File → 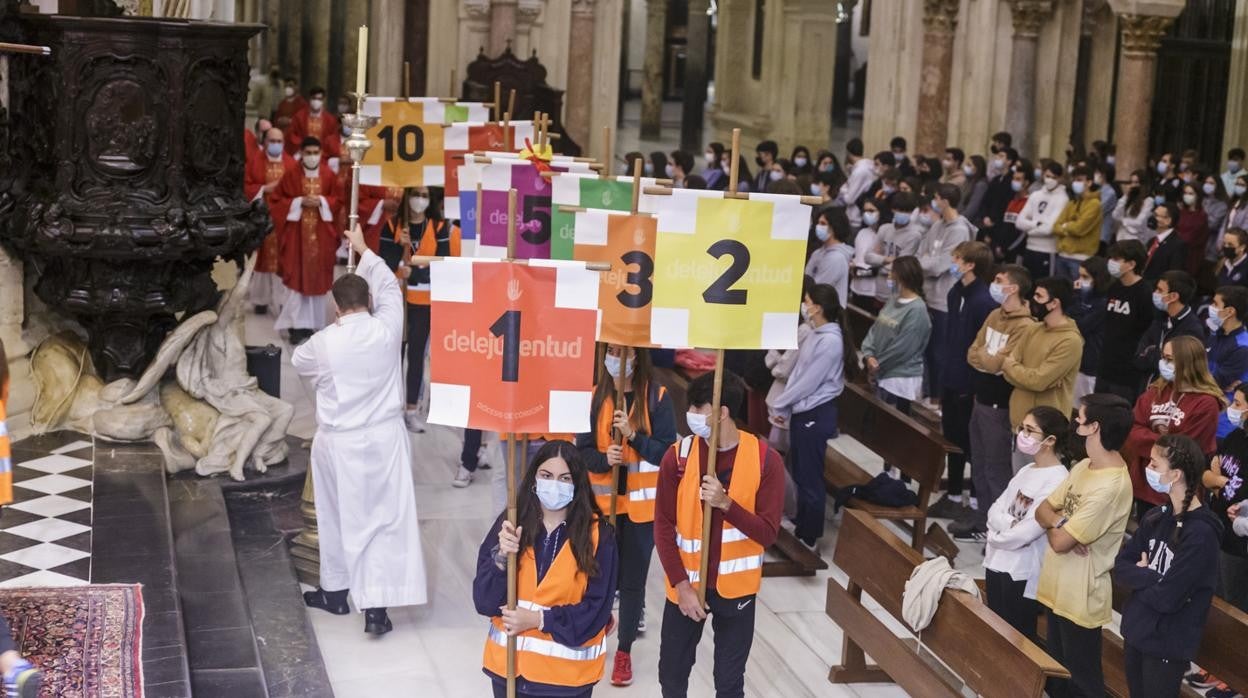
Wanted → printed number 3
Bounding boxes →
[703,240,750,305]
[618,250,654,309]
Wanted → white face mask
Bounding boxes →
[769,170,784,182]
[309,98,324,112]
[409,196,430,213]
[1183,193,1197,206]
[1043,176,1059,191]
[284,86,295,98]
[603,354,634,379]
[665,163,675,178]
[686,412,712,439]
[303,154,321,170]
[534,479,575,510]
[794,157,808,168]
[962,164,975,177]
[705,152,716,165]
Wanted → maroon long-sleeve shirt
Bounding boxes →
[653,436,785,592]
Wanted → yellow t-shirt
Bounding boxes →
[1035,458,1133,628]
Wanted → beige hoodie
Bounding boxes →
[1003,317,1085,427]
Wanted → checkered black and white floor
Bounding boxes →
[0,439,94,587]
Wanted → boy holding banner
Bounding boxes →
[654,371,784,698]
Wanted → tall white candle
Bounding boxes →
[356,26,368,95]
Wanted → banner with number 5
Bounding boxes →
[650,189,810,349]
[427,258,599,434]
[474,159,592,259]
[572,211,660,347]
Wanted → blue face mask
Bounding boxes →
[1158,358,1176,382]
[989,282,1007,305]
[931,199,944,214]
[893,212,911,227]
[950,262,962,277]
[886,278,897,294]
[1145,467,1172,494]
[1152,291,1168,311]
[1071,181,1086,196]
[604,354,633,379]
[534,479,575,511]
[1154,194,1167,206]
[863,212,879,227]
[266,142,283,158]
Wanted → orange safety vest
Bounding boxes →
[482,523,607,688]
[389,218,462,305]
[664,432,765,603]
[0,379,12,506]
[592,384,666,523]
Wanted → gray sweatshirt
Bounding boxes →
[867,220,924,301]
[806,242,854,304]
[918,214,973,312]
[860,296,932,379]
[770,322,845,416]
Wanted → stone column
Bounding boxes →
[489,0,518,57]
[680,0,711,150]
[1108,1,1183,177]
[1003,0,1053,158]
[369,0,406,96]
[639,0,666,139]
[1070,0,1103,155]
[915,0,960,156]
[1222,0,1248,154]
[564,0,596,148]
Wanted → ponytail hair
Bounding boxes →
[1154,433,1208,540]
[1027,405,1072,467]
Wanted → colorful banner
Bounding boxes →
[551,173,662,260]
[474,159,593,259]
[650,189,810,349]
[359,98,489,188]
[443,122,536,221]
[572,211,659,347]
[428,259,598,434]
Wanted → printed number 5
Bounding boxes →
[702,239,750,305]
[618,250,654,309]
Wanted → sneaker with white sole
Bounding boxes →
[452,466,473,488]
[477,443,492,470]
[404,411,426,434]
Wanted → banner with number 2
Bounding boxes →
[649,189,810,350]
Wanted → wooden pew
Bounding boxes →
[828,509,1069,697]
[827,381,959,558]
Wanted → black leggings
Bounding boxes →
[1124,643,1187,698]
[615,518,654,653]
[406,304,431,406]
[984,569,1038,641]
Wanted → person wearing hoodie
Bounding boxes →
[1134,270,1205,381]
[1205,285,1248,440]
[1124,335,1224,515]
[1113,434,1221,698]
[918,183,974,405]
[1206,386,1248,613]
[1015,161,1070,282]
[1002,277,1084,470]
[866,191,924,305]
[952,265,1036,538]
[926,241,997,520]
[1070,257,1111,405]
[1052,167,1104,281]
[805,207,855,306]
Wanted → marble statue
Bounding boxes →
[28,254,293,480]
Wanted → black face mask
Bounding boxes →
[755,157,765,168]
[1223,246,1240,259]
[1147,216,1159,230]
[1030,299,1051,321]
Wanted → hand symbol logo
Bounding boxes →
[507,278,523,301]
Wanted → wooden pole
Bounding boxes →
[507,89,517,145]
[402,61,411,99]
[507,188,518,259]
[494,81,502,126]
[503,112,511,156]
[504,433,518,698]
[728,128,740,194]
[608,345,628,527]
[698,352,726,607]
[602,127,613,180]
[631,158,643,215]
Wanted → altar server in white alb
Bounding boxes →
[292,223,427,636]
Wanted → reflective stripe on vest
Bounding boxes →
[482,523,607,687]
[664,432,765,603]
[593,384,666,523]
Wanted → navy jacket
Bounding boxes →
[1114,505,1221,661]
[942,278,998,394]
[1070,290,1107,374]
[1207,325,1248,438]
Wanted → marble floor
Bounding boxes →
[243,306,990,698]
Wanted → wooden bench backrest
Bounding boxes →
[837,382,953,496]
[846,304,876,352]
[835,509,1068,697]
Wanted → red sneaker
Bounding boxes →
[610,650,633,686]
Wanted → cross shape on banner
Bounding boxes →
[427,259,599,434]
[650,190,810,349]
[551,174,662,260]
[359,99,488,188]
[572,210,659,347]
[442,122,537,220]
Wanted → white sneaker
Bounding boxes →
[476,443,491,470]
[452,466,473,488]
[404,411,426,434]
[637,615,647,633]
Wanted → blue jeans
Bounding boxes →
[789,399,839,542]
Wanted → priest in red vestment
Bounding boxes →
[270,136,343,344]
[328,156,384,257]
[287,87,341,160]
[244,127,295,315]
[273,77,307,132]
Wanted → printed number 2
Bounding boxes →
[489,310,521,382]
[618,250,654,309]
[702,240,750,305]
[378,125,425,162]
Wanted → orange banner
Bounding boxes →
[572,212,658,347]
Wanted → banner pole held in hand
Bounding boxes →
[505,433,518,698]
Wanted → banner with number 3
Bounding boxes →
[427,259,599,434]
[650,189,810,350]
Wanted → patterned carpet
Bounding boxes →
[0,585,144,698]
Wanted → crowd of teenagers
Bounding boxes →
[238,90,1248,697]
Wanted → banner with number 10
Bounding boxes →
[649,189,810,350]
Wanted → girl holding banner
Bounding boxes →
[574,345,678,686]
[377,186,462,435]
[474,440,618,698]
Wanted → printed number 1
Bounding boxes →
[702,239,750,305]
[489,310,521,382]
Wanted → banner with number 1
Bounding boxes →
[650,189,810,349]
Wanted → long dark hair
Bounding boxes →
[590,345,655,436]
[515,440,605,576]
[398,186,445,227]
[890,255,925,300]
[1153,433,1208,540]
[807,282,861,383]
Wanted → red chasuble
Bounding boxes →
[271,164,343,296]
[244,152,296,274]
[287,108,341,158]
